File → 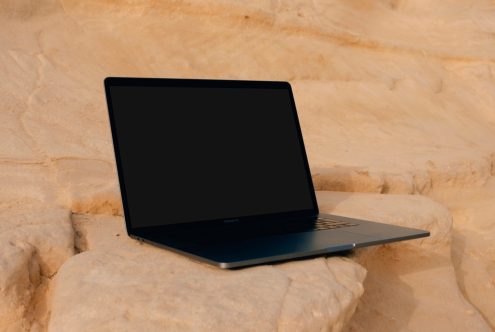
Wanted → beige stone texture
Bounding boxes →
[428,179,495,328]
[0,205,74,331]
[1,0,495,331]
[49,214,366,332]
[317,192,491,331]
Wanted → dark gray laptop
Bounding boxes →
[104,77,429,269]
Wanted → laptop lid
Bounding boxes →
[104,77,318,236]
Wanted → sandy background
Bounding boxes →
[1,0,494,331]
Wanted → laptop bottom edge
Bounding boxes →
[131,216,429,269]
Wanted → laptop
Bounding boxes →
[104,77,429,269]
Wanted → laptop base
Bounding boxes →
[134,213,429,269]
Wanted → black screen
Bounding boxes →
[108,82,315,228]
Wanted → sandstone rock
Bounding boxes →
[1,0,495,330]
[312,167,386,194]
[293,79,495,194]
[52,159,123,216]
[1,1,494,175]
[47,191,493,331]
[429,179,495,328]
[316,191,451,248]
[316,192,491,332]
[49,214,366,332]
[0,164,57,207]
[0,205,74,331]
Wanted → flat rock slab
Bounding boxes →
[47,191,487,332]
[314,192,491,331]
[316,191,452,248]
[50,213,366,332]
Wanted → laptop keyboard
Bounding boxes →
[314,217,358,230]
[165,217,360,245]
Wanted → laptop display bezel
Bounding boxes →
[104,77,319,237]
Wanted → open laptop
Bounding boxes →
[104,77,429,269]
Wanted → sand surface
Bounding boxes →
[1,0,494,331]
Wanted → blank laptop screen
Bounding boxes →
[107,81,315,228]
